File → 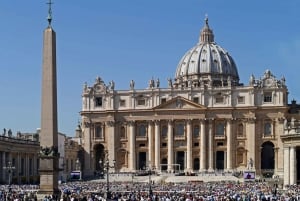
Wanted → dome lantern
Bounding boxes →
[200,16,214,43]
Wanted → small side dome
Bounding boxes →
[174,17,240,87]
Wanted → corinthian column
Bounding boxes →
[154,121,160,170]
[283,147,290,186]
[148,121,154,166]
[290,146,296,185]
[186,120,192,172]
[129,121,136,171]
[167,120,174,172]
[200,120,206,171]
[226,119,232,170]
[208,119,214,172]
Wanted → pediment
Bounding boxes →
[153,96,206,110]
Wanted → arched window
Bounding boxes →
[216,122,225,136]
[237,123,244,137]
[120,126,126,139]
[264,122,272,136]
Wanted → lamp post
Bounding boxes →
[3,161,15,185]
[99,150,116,200]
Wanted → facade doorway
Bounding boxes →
[216,151,224,170]
[193,158,200,171]
[94,144,105,173]
[176,151,185,171]
[261,142,274,168]
[261,141,274,177]
[138,152,147,170]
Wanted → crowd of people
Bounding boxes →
[1,180,300,201]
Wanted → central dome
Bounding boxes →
[174,17,240,88]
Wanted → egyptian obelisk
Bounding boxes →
[38,0,60,199]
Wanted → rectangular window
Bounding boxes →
[216,123,225,136]
[217,142,224,146]
[95,97,103,107]
[120,99,126,107]
[137,99,146,106]
[95,125,102,138]
[161,98,166,104]
[264,92,272,103]
[193,125,200,137]
[238,96,245,104]
[215,96,224,104]
[138,124,147,137]
[161,125,168,137]
[193,97,199,104]
[175,123,185,136]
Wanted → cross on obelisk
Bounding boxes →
[37,0,60,199]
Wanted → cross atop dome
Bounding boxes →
[205,14,209,27]
[200,15,214,43]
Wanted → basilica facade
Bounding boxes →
[80,18,298,185]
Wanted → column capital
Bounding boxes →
[186,119,192,125]
[84,121,93,128]
[105,121,115,127]
[128,120,136,126]
[147,120,154,126]
[154,120,160,126]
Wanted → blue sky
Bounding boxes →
[0,0,300,136]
